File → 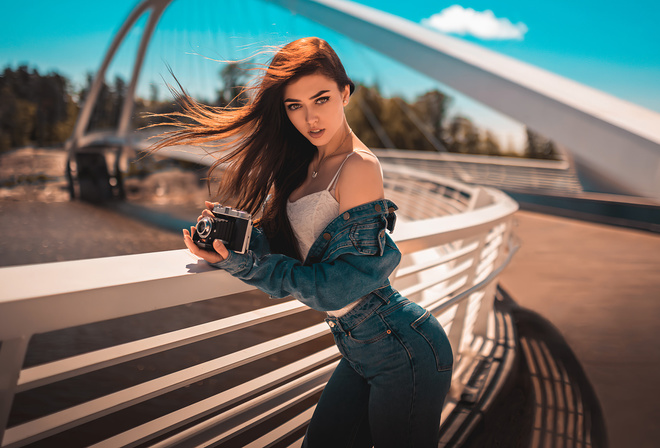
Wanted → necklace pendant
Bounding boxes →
[312,171,318,178]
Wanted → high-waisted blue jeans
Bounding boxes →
[302,287,453,448]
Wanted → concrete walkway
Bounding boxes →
[499,210,660,448]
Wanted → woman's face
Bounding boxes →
[283,73,350,148]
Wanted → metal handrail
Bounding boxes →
[0,168,518,447]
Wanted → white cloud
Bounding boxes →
[422,5,528,41]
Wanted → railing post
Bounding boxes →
[0,337,30,445]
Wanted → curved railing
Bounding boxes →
[0,165,517,447]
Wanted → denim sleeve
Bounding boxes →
[210,223,401,312]
[246,226,271,258]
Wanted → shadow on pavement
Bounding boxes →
[462,287,608,448]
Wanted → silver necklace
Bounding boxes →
[312,129,353,178]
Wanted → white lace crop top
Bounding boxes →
[287,151,362,260]
[287,150,375,316]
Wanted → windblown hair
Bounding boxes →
[150,37,354,259]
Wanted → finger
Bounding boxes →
[213,239,230,259]
[183,233,209,258]
[190,226,196,237]
[183,231,198,253]
[205,201,217,210]
[197,214,204,222]
[202,209,214,218]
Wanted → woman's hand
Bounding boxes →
[182,201,230,263]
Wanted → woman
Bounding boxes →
[155,37,453,448]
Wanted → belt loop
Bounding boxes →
[373,284,393,304]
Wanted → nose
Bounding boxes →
[306,109,319,127]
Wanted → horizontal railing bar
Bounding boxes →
[151,364,337,448]
[244,406,316,448]
[485,225,506,244]
[382,163,483,194]
[416,277,469,313]
[398,258,473,298]
[481,235,504,259]
[395,240,479,278]
[3,323,331,447]
[377,149,570,169]
[384,180,470,214]
[384,182,462,210]
[17,299,308,392]
[288,434,307,448]
[185,384,328,448]
[0,253,258,340]
[476,250,499,278]
[425,237,519,316]
[191,387,326,448]
[394,192,517,254]
[89,346,340,448]
[474,264,495,285]
[451,336,487,382]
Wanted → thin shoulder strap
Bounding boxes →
[327,148,383,191]
[327,152,357,191]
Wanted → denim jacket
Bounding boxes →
[210,199,401,312]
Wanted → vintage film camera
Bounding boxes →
[192,204,253,254]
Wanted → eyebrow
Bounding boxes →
[283,90,330,103]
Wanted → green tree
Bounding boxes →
[412,89,449,145]
[524,127,559,160]
[217,62,248,107]
[482,130,501,156]
[0,65,78,151]
[345,84,386,148]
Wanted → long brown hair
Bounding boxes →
[150,37,355,259]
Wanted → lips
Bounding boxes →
[308,129,325,139]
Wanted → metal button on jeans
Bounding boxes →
[328,321,335,328]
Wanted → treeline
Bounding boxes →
[0,64,558,160]
[0,65,177,151]
[345,84,558,160]
[0,65,78,151]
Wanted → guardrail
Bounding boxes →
[0,165,518,447]
[376,149,584,194]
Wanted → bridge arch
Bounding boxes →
[69,0,660,201]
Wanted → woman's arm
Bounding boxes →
[183,158,398,311]
[208,217,400,311]
[185,203,400,311]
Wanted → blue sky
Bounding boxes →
[2,0,659,149]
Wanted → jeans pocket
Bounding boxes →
[411,310,454,372]
[347,314,391,344]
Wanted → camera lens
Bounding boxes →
[196,217,213,238]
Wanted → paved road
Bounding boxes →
[499,210,660,448]
[0,201,187,267]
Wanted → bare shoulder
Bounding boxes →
[336,150,385,212]
[341,150,382,183]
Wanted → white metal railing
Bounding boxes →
[376,149,584,194]
[0,165,518,447]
